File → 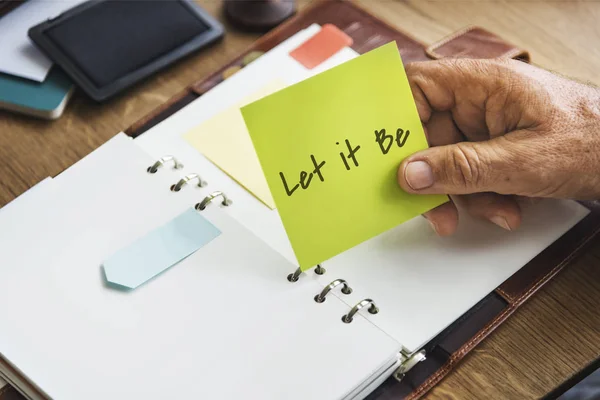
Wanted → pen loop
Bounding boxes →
[147,155,184,173]
[195,191,232,211]
[314,279,352,303]
[342,299,379,323]
[171,173,207,192]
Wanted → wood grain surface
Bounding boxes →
[0,1,599,399]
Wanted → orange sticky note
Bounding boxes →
[290,24,353,69]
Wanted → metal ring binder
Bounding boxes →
[314,279,352,303]
[195,191,233,210]
[171,173,207,192]
[314,264,325,275]
[286,264,326,282]
[342,299,379,323]
[287,268,302,282]
[147,156,184,173]
[393,350,426,382]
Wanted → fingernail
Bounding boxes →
[423,215,440,235]
[405,161,434,190]
[490,216,511,231]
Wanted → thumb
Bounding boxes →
[398,137,530,196]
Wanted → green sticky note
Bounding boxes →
[241,42,448,270]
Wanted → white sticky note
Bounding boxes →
[0,0,85,81]
[102,208,221,289]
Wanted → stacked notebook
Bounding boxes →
[1,2,599,399]
[0,0,78,119]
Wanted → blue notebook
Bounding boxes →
[0,66,74,119]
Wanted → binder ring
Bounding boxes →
[147,156,184,173]
[171,173,207,192]
[342,299,379,323]
[195,191,233,210]
[287,267,302,282]
[287,264,326,283]
[314,279,352,303]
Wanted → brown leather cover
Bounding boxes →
[426,26,529,62]
[2,1,598,399]
[0,386,26,400]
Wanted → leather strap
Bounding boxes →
[426,26,529,62]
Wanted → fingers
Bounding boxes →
[406,59,533,139]
[423,201,459,236]
[460,193,522,231]
[397,135,539,196]
[406,59,500,136]
[422,193,521,236]
[423,111,464,147]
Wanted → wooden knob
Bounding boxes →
[224,0,296,32]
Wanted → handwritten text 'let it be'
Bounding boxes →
[280,128,411,197]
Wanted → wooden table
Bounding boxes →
[1,1,599,398]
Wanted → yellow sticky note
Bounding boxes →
[241,42,448,270]
[183,80,287,209]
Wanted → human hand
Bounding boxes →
[397,58,600,235]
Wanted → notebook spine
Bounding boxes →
[290,264,380,324]
[148,156,232,210]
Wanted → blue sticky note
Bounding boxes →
[102,208,221,290]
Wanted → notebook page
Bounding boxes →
[0,177,53,215]
[0,178,56,400]
[0,176,53,298]
[132,25,590,354]
[0,135,401,399]
[314,199,589,351]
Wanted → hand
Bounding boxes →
[397,58,600,236]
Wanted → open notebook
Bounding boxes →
[134,24,589,353]
[0,23,591,400]
[0,134,402,400]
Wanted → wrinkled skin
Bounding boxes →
[396,58,600,236]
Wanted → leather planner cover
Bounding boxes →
[2,1,599,399]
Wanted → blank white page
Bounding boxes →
[313,199,588,351]
[0,133,401,400]
[0,177,53,215]
[0,177,56,400]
